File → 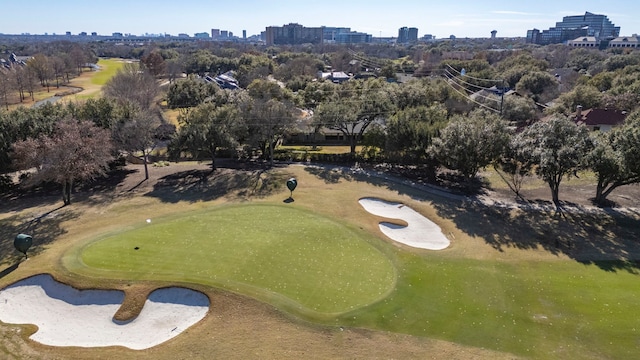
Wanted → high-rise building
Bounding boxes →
[526,12,619,45]
[211,29,220,39]
[397,27,418,43]
[265,23,323,45]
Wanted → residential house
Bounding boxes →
[573,106,626,131]
[317,71,351,84]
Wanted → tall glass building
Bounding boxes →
[526,12,620,45]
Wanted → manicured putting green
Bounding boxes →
[78,204,396,314]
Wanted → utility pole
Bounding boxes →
[499,79,506,116]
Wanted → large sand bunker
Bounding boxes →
[0,274,209,350]
[359,198,450,250]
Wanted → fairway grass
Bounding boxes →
[69,203,396,316]
[338,255,640,359]
[66,58,125,100]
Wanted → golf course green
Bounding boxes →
[72,203,396,315]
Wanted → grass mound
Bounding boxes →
[74,204,396,315]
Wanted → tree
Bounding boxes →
[140,51,166,77]
[384,104,448,162]
[11,66,27,102]
[170,103,243,170]
[314,79,394,154]
[430,109,510,180]
[501,96,537,125]
[113,110,160,180]
[50,55,67,88]
[494,135,535,200]
[184,50,215,75]
[514,116,592,209]
[27,54,52,91]
[586,117,640,205]
[243,97,296,167]
[552,85,603,114]
[0,70,12,110]
[72,97,119,129]
[103,63,159,110]
[69,45,87,75]
[167,77,222,113]
[515,71,558,100]
[165,57,184,84]
[12,118,113,205]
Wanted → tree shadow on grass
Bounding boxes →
[431,197,640,273]
[303,164,640,273]
[304,166,355,184]
[144,167,288,203]
[0,206,77,265]
[72,168,138,205]
[0,168,137,212]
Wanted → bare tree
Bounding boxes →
[0,70,12,110]
[12,66,27,102]
[51,55,67,88]
[27,54,52,92]
[103,63,160,110]
[12,118,113,205]
[69,45,87,75]
[113,110,160,180]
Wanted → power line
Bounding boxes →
[442,64,505,114]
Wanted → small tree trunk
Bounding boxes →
[269,140,274,167]
[62,180,72,206]
[143,150,149,180]
[349,135,357,154]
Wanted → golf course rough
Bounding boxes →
[76,204,396,315]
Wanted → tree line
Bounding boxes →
[3,41,640,208]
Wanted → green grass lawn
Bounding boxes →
[338,254,639,359]
[278,145,362,154]
[91,58,126,86]
[69,203,396,316]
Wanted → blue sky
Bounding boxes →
[2,0,639,39]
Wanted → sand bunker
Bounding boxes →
[359,197,450,250]
[0,274,209,350]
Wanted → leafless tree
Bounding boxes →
[0,70,13,110]
[69,45,87,75]
[12,66,27,102]
[27,54,53,92]
[113,110,160,180]
[103,63,160,110]
[51,55,67,88]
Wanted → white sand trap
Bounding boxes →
[0,274,209,350]
[359,197,450,250]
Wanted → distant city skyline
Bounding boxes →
[3,0,640,39]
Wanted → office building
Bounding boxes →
[526,12,619,45]
[265,23,323,45]
[397,27,418,43]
